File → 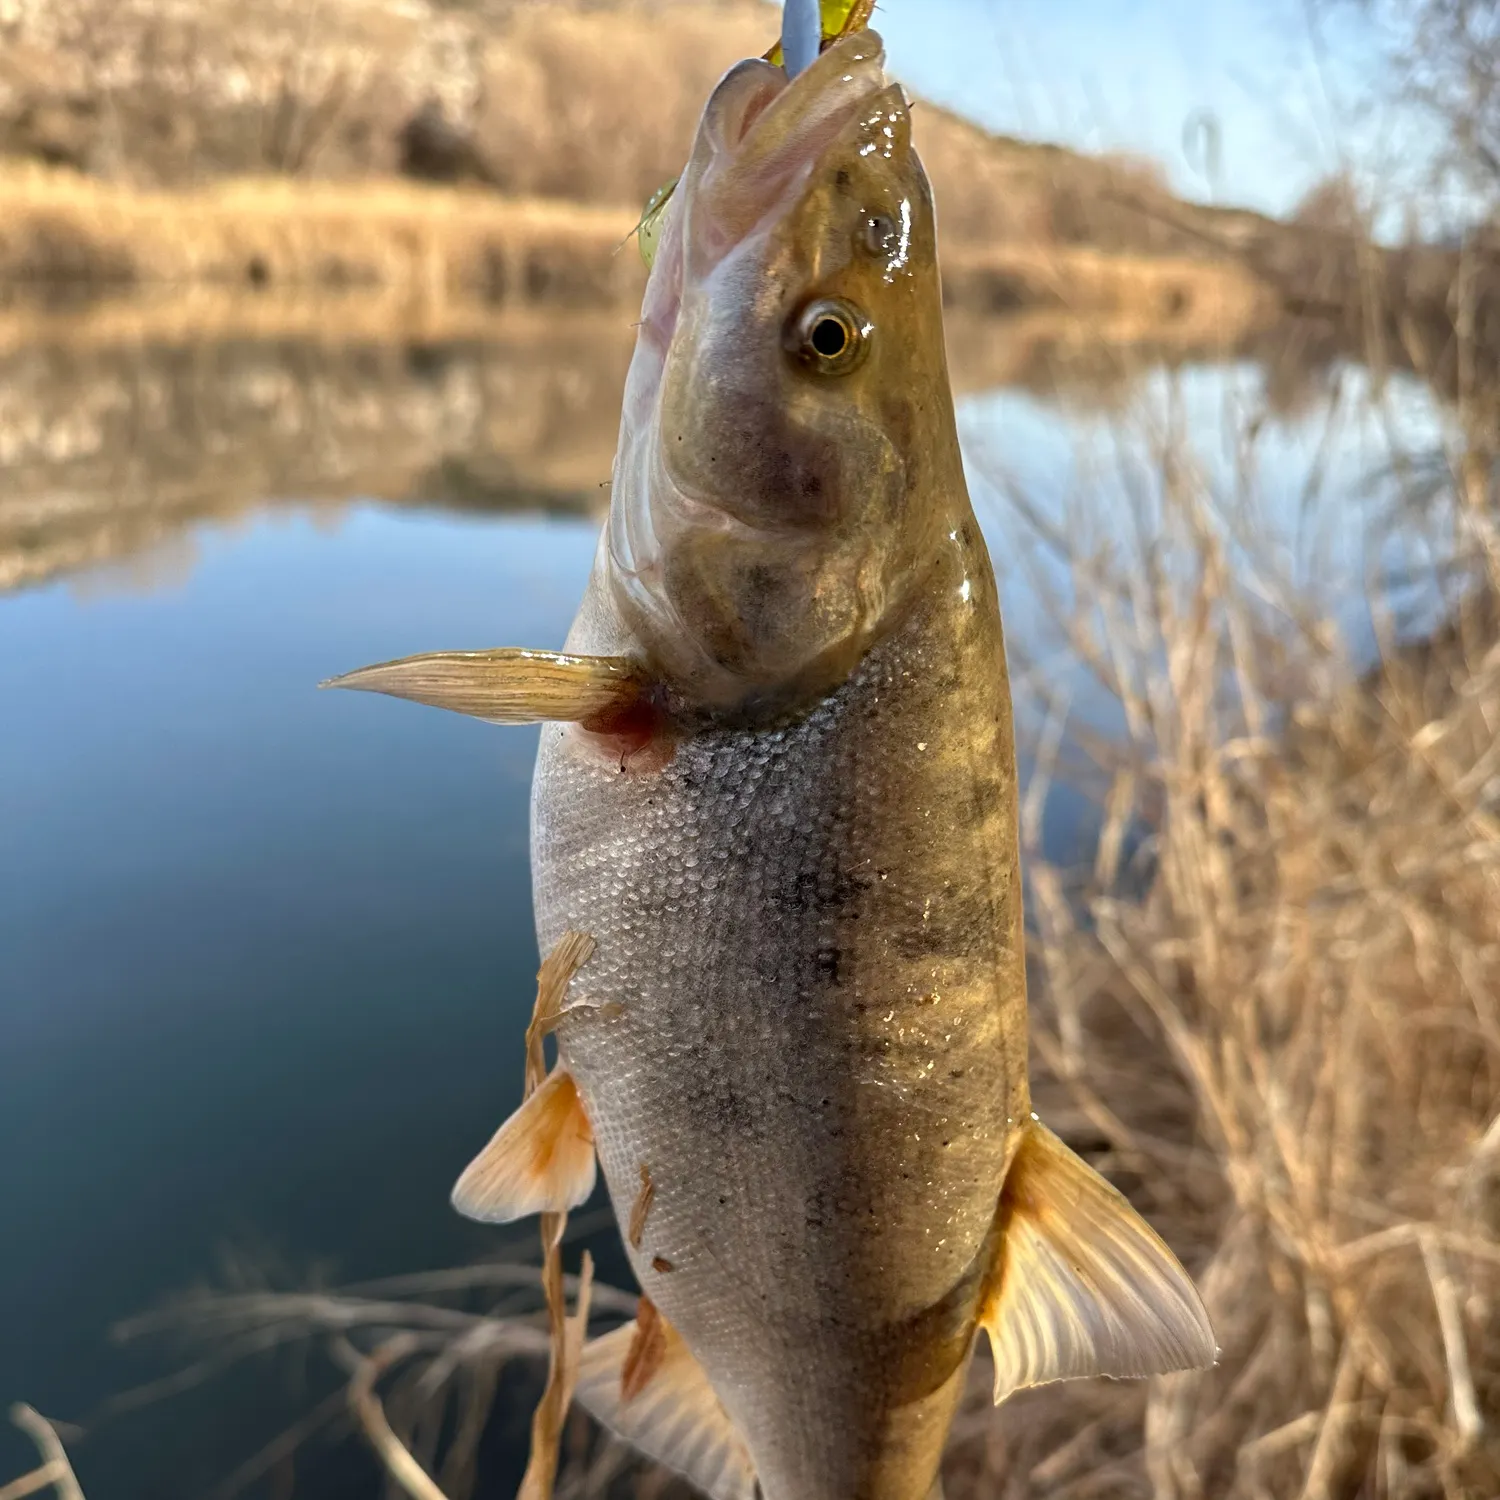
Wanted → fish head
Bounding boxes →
[608,30,965,718]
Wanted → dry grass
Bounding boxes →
[100,1262,640,1500]
[0,1406,85,1500]
[0,159,1284,338]
[940,355,1500,1498]
[940,242,1276,338]
[0,162,645,308]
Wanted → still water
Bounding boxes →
[0,322,1448,1495]
[2,510,596,1493]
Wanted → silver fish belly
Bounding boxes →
[535,540,1026,1500]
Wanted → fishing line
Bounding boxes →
[781,0,821,78]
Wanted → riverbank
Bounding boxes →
[0,161,1279,338]
[0,0,1395,354]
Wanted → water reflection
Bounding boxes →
[1,508,599,1492]
[0,316,635,594]
[0,306,1351,598]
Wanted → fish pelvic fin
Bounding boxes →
[979,1119,1218,1405]
[321,648,646,727]
[450,1066,596,1223]
[576,1305,757,1500]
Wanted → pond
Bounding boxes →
[0,316,1451,1495]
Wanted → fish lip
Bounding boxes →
[691,28,895,252]
[739,26,890,151]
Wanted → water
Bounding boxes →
[0,323,1451,1495]
[1,507,603,1490]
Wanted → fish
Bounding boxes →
[325,22,1217,1500]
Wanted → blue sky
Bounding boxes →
[868,0,1414,221]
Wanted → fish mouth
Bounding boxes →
[690,28,894,259]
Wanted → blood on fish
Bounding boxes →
[580,696,676,774]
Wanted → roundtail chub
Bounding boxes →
[325,21,1217,1500]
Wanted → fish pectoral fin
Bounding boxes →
[979,1120,1218,1405]
[450,1066,596,1224]
[320,648,646,727]
[575,1307,758,1500]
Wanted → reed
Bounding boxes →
[0,164,646,310]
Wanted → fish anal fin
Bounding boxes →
[321,648,646,727]
[576,1309,757,1500]
[450,1067,596,1224]
[980,1120,1217,1405]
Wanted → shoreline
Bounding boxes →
[0,163,1280,340]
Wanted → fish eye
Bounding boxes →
[787,297,872,376]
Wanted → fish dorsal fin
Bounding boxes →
[451,1067,596,1224]
[980,1120,1217,1405]
[575,1306,758,1500]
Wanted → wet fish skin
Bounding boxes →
[326,25,1214,1500]
[538,33,1025,1500]
[605,38,958,719]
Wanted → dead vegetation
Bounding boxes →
[941,325,1500,1496]
[0,1406,85,1500]
[0,163,643,308]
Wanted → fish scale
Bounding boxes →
[533,554,1025,1499]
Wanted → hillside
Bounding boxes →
[0,0,1234,250]
[0,0,1484,396]
[0,0,1286,333]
